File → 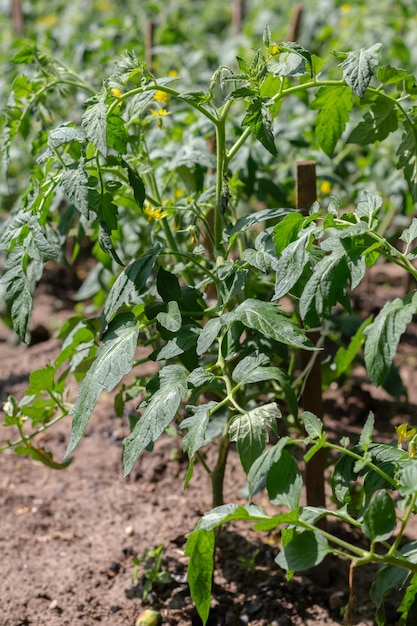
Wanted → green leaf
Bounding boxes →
[398,573,417,625]
[1,248,39,342]
[231,352,268,383]
[196,503,273,531]
[340,44,381,97]
[278,42,312,72]
[60,162,89,218]
[47,123,85,150]
[364,291,417,385]
[231,353,296,415]
[156,324,200,360]
[275,530,330,571]
[125,163,146,210]
[123,365,188,475]
[397,120,417,202]
[300,235,365,327]
[107,109,127,154]
[273,211,306,254]
[12,43,36,64]
[242,98,277,157]
[377,65,409,85]
[229,403,280,473]
[358,411,375,452]
[196,318,222,355]
[187,368,215,388]
[65,312,139,457]
[156,300,182,332]
[26,214,59,262]
[226,207,293,238]
[323,316,372,384]
[266,449,302,509]
[98,221,124,265]
[299,238,353,327]
[157,267,182,302]
[400,218,417,248]
[311,85,353,157]
[180,402,217,458]
[263,24,271,48]
[361,490,396,542]
[247,437,290,500]
[27,365,56,395]
[371,542,417,622]
[348,95,398,144]
[301,411,323,439]
[268,51,305,77]
[398,460,417,496]
[82,95,107,156]
[185,530,215,626]
[273,224,318,299]
[223,298,315,350]
[218,266,248,306]
[101,246,160,333]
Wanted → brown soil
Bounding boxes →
[1,264,416,626]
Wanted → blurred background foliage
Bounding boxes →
[1,0,417,222]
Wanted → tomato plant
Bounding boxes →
[2,17,417,624]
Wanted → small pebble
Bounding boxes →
[125,525,135,536]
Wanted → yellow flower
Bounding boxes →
[341,3,351,14]
[154,90,169,105]
[396,423,417,445]
[320,181,331,195]
[144,203,168,222]
[168,70,179,78]
[111,88,123,98]
[270,44,280,55]
[150,106,171,118]
[35,14,58,28]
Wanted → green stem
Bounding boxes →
[108,84,219,124]
[214,111,229,257]
[159,250,218,284]
[326,442,399,489]
[211,420,230,508]
[0,412,69,452]
[388,492,417,556]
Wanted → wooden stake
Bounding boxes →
[145,19,155,71]
[232,0,245,35]
[11,0,23,34]
[296,161,326,513]
[288,5,304,42]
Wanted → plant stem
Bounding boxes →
[388,492,417,556]
[211,421,230,508]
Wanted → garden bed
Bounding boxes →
[1,263,416,626]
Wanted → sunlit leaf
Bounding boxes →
[66,312,139,457]
[340,44,381,97]
[275,530,330,571]
[185,530,215,626]
[82,95,107,155]
[364,291,417,385]
[229,403,280,473]
[123,365,188,475]
[311,85,353,157]
[362,490,396,542]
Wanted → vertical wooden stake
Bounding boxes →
[145,19,155,71]
[296,161,326,513]
[11,0,23,34]
[288,5,304,42]
[232,0,245,35]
